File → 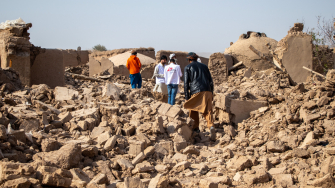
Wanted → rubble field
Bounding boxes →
[0,58,334,188]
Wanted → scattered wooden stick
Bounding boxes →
[302,66,326,78]
[228,61,243,71]
[65,72,105,82]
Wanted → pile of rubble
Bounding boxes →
[2,47,335,187]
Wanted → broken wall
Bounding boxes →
[274,24,313,83]
[62,49,89,67]
[90,47,155,61]
[0,24,32,86]
[31,49,64,88]
[208,53,232,85]
[89,57,114,77]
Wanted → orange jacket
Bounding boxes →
[126,55,141,74]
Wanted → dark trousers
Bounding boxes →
[129,73,142,89]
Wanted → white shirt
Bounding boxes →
[164,63,182,85]
[153,63,165,84]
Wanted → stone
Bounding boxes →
[267,140,286,153]
[41,139,60,152]
[172,153,188,162]
[91,127,110,139]
[104,136,117,151]
[299,131,317,148]
[158,103,171,115]
[268,167,286,175]
[326,147,335,155]
[155,141,173,156]
[117,158,134,171]
[244,169,270,185]
[124,177,146,188]
[183,145,200,155]
[201,177,232,186]
[171,161,190,173]
[0,124,7,140]
[54,86,78,101]
[132,152,146,165]
[155,165,168,173]
[133,161,154,174]
[199,179,218,188]
[91,173,108,184]
[97,131,111,145]
[165,106,182,118]
[19,118,40,132]
[3,177,32,188]
[8,129,26,143]
[144,146,155,156]
[70,168,91,184]
[148,174,169,188]
[180,125,192,141]
[95,160,115,183]
[0,162,35,182]
[308,173,335,188]
[129,140,145,156]
[136,132,151,147]
[272,174,293,187]
[58,112,73,124]
[230,99,267,124]
[82,146,98,158]
[102,83,121,100]
[152,116,165,133]
[78,120,88,131]
[32,143,82,169]
[226,156,253,171]
[36,166,72,187]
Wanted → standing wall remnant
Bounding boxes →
[89,57,114,77]
[208,52,229,85]
[0,23,32,86]
[31,49,64,88]
[61,49,89,67]
[274,23,313,83]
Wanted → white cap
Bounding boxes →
[169,53,176,59]
[197,58,202,63]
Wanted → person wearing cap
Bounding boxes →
[183,52,215,141]
[169,53,178,64]
[126,50,142,89]
[164,58,182,105]
[152,55,168,102]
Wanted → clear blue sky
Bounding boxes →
[1,0,335,56]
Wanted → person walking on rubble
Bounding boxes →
[164,58,182,105]
[183,52,216,141]
[152,55,168,102]
[126,50,142,89]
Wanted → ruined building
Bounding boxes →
[0,19,89,88]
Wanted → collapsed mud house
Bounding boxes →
[0,18,335,187]
[0,19,89,88]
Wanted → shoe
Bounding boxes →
[210,127,216,141]
[193,128,200,133]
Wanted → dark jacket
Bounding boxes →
[184,61,213,100]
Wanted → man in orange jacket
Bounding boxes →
[126,50,142,89]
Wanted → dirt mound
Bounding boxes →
[225,33,278,70]
[109,51,156,67]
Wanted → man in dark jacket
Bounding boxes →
[183,52,215,141]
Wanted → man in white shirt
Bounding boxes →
[164,59,182,105]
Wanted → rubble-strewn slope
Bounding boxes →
[0,63,335,188]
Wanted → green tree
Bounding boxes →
[92,44,107,51]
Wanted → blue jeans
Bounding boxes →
[129,73,142,89]
[167,84,178,105]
